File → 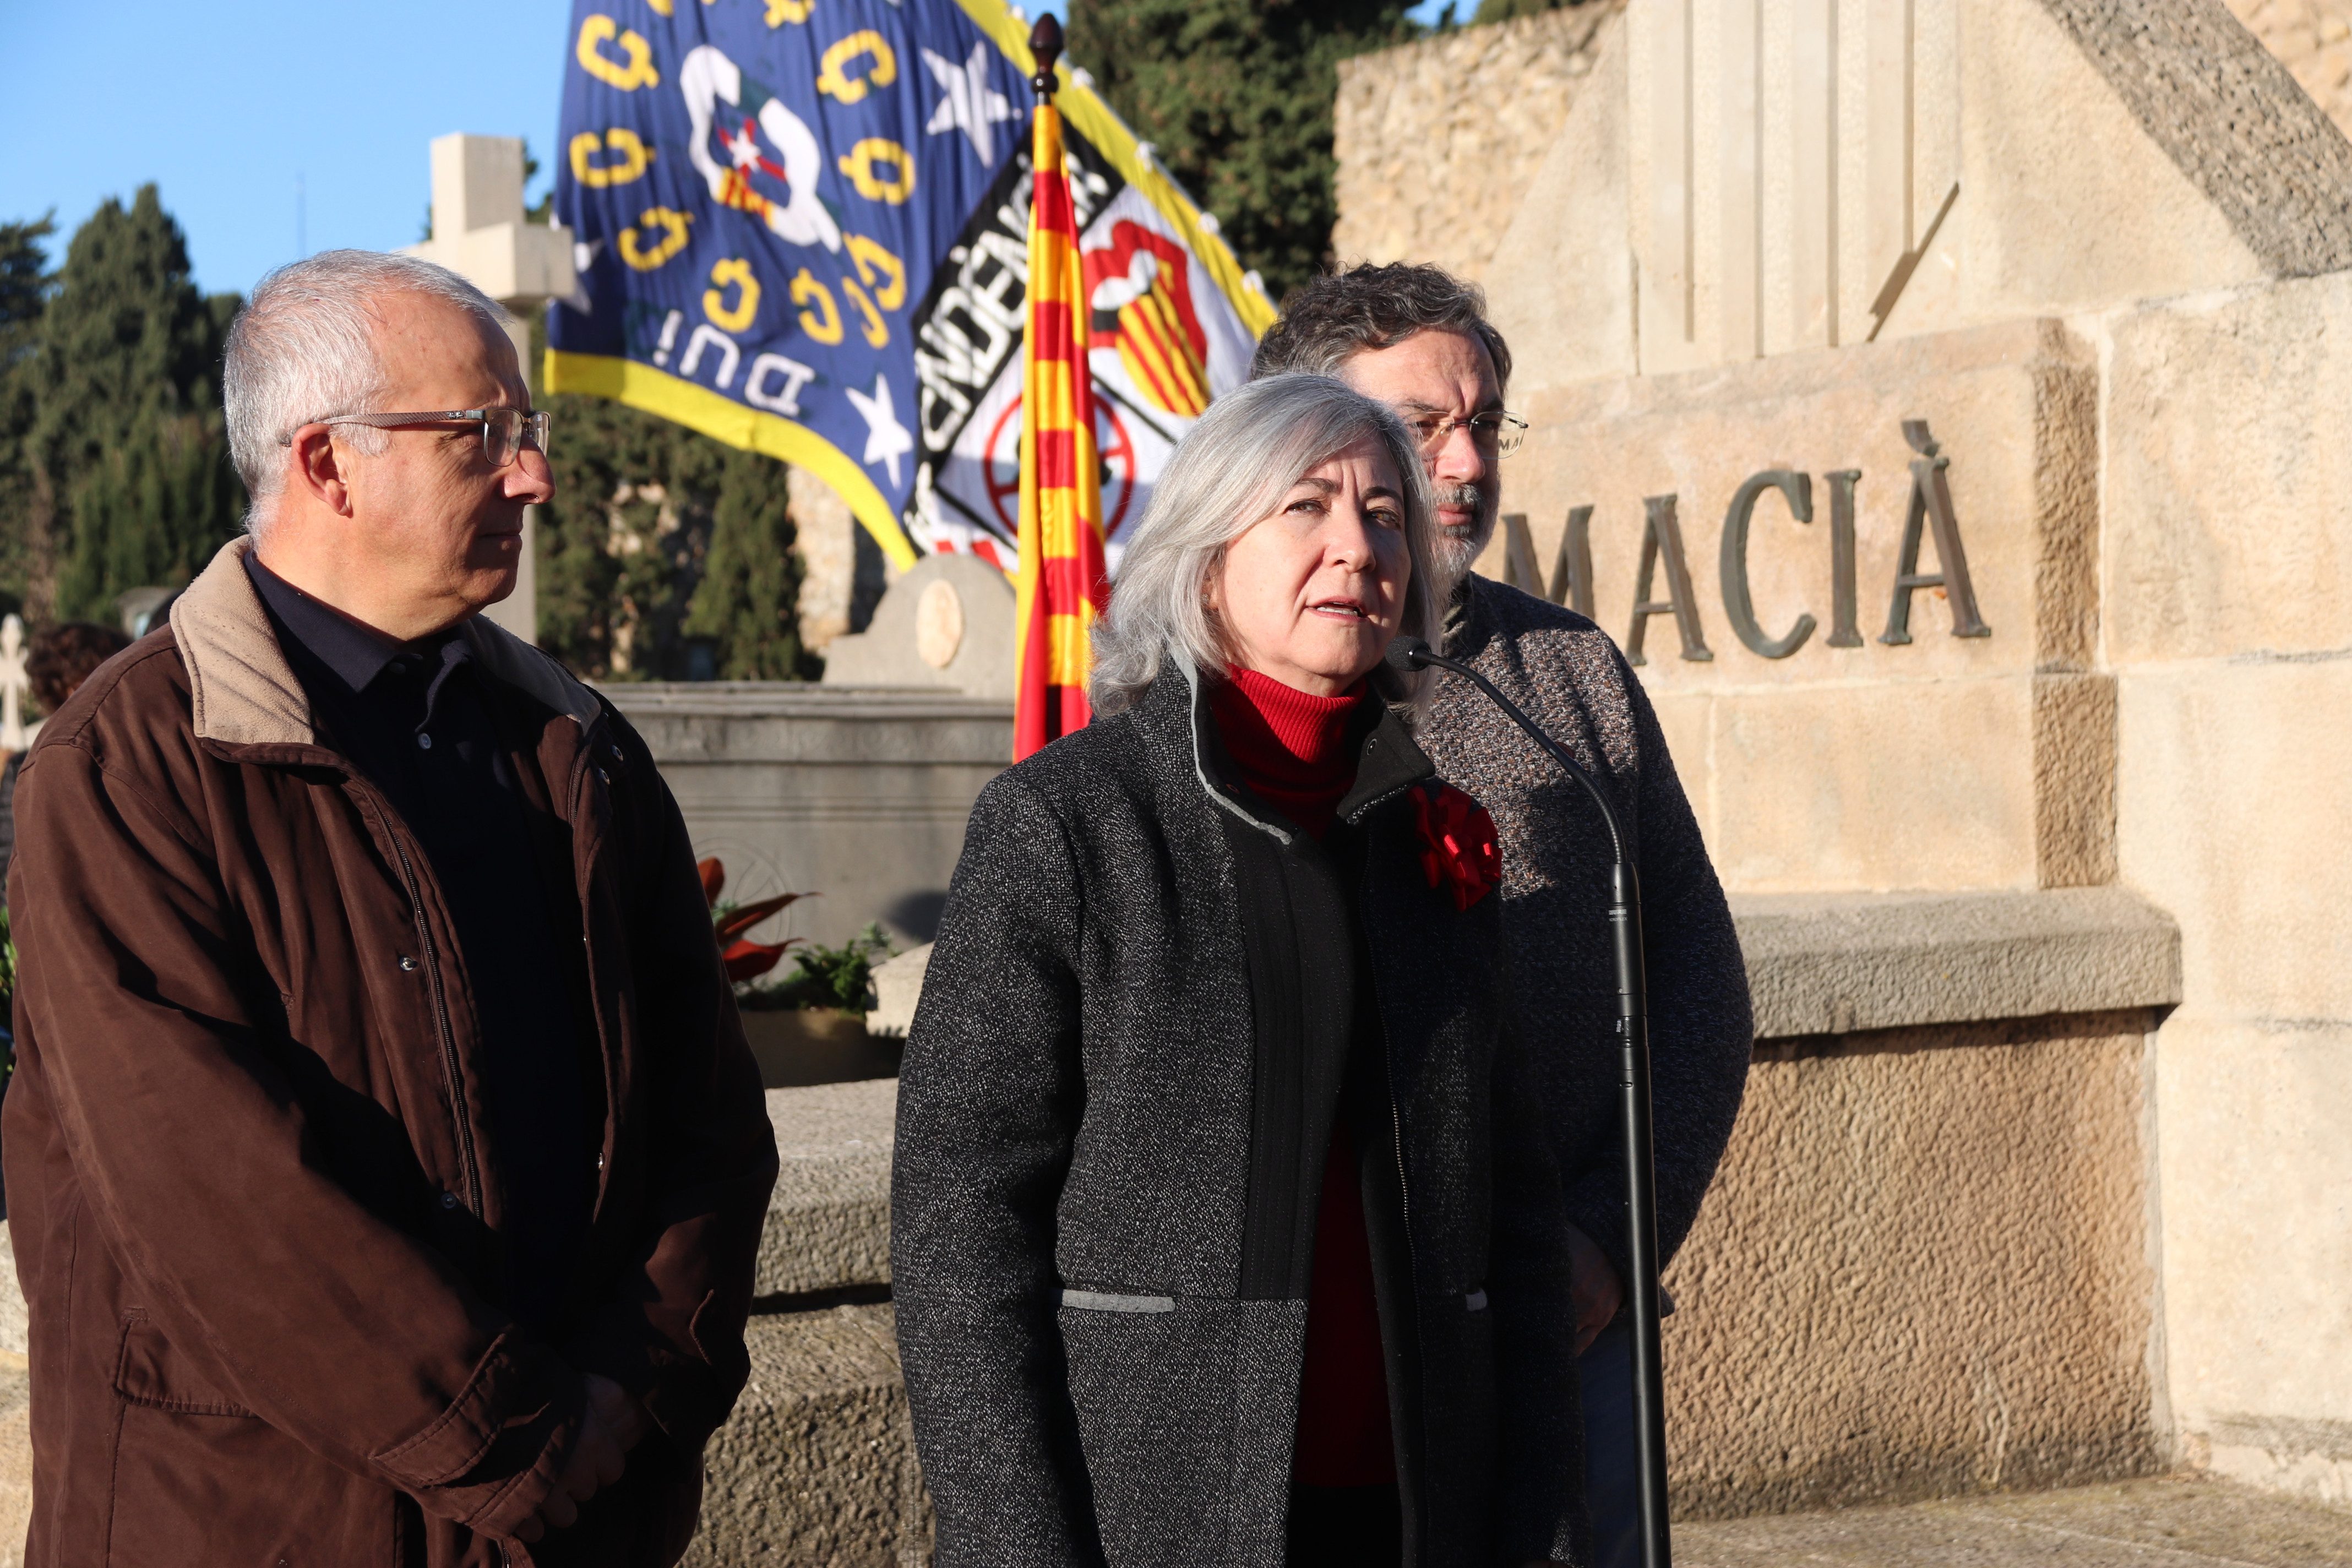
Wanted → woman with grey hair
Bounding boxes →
[893,374,1589,1568]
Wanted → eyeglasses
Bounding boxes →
[1403,410,1529,459]
[300,407,553,468]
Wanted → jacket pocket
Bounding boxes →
[112,1311,257,1417]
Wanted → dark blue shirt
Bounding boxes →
[245,554,593,1332]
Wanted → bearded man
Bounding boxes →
[1254,263,1754,1568]
[4,251,777,1566]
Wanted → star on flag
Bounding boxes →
[846,374,914,486]
[923,42,1017,167]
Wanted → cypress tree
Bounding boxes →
[26,187,243,623]
[1065,0,1419,301]
[0,217,56,611]
[534,316,820,682]
[683,448,815,680]
[538,381,727,679]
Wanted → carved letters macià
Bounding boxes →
[1502,418,1990,661]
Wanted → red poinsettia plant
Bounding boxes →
[699,857,809,984]
[1410,785,1502,912]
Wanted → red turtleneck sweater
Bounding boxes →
[1209,667,1397,1488]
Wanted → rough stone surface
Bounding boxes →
[0,1232,21,1362]
[685,1304,930,1567]
[1331,5,1621,286]
[1676,1475,2352,1565]
[603,684,1007,949]
[1668,1014,2165,1517]
[864,945,933,1039]
[0,1367,24,1568]
[1733,886,2180,1041]
[2231,0,2352,141]
[2037,0,2352,279]
[791,466,881,656]
[759,1082,896,1298]
[2101,269,2352,668]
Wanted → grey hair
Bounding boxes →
[1091,373,1441,717]
[223,249,510,537]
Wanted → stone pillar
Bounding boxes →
[402,134,577,646]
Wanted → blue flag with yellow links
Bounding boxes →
[548,0,1275,573]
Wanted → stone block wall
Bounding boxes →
[1668,1012,2164,1516]
[2228,0,2352,138]
[601,684,1009,950]
[1330,4,1623,287]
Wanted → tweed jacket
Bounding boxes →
[892,658,1588,1568]
[4,539,778,1566]
[1420,576,1752,1283]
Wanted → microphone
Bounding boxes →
[1391,634,1675,1568]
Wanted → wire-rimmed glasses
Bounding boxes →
[301,407,552,468]
[1403,410,1529,460]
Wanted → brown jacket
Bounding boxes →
[3,540,778,1566]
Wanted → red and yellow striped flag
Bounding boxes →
[1013,90,1109,762]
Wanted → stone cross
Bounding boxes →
[402,134,578,646]
[0,615,28,752]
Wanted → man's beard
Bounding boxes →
[1428,482,1496,587]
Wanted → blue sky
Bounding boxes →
[4,0,1453,300]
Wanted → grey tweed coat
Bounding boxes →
[1423,576,1753,1284]
[893,657,1588,1568]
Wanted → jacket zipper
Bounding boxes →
[1355,847,1426,1567]
[566,724,618,1210]
[378,813,487,1217]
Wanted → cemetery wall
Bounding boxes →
[600,684,1011,950]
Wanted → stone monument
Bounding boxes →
[1338,0,2352,1511]
[402,133,579,646]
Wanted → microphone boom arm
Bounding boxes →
[1394,638,1674,1568]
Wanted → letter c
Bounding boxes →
[817,31,898,104]
[1719,470,1819,660]
[576,15,661,91]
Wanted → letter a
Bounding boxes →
[1626,494,1713,665]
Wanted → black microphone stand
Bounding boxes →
[1389,635,1673,1568]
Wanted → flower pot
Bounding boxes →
[739,1006,903,1089]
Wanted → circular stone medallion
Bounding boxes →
[915,579,966,669]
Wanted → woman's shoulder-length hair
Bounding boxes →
[1088,373,1442,718]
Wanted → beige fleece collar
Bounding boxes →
[170,537,601,747]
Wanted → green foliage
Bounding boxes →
[684,446,816,679]
[533,317,817,680]
[753,923,894,1014]
[21,187,244,623]
[1065,0,1420,302]
[0,217,55,612]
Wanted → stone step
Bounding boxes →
[688,1304,930,1567]
[757,1081,895,1298]
[1676,1476,2352,1566]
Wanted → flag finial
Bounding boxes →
[1030,14,1063,99]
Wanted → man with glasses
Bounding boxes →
[3,250,777,1565]
[1254,263,1753,1568]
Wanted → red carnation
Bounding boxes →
[1411,785,1501,912]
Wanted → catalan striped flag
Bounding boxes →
[1013,88,1109,761]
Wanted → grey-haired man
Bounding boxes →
[1254,262,1754,1567]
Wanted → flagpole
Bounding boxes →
[1012,10,1108,760]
